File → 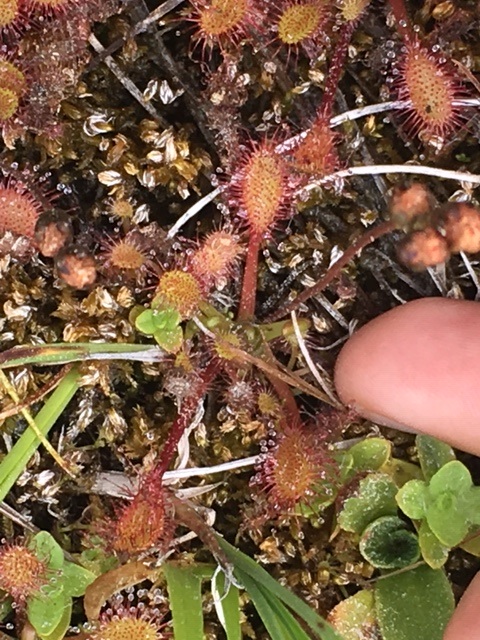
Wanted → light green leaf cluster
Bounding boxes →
[397,460,480,556]
[26,532,95,640]
[135,306,183,353]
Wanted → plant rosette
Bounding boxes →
[0,531,95,639]
[396,460,480,558]
[135,306,184,354]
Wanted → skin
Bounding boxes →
[334,297,480,640]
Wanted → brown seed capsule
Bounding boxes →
[442,203,480,254]
[34,210,72,257]
[397,228,450,270]
[389,183,434,227]
[56,249,97,288]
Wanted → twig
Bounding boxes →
[193,317,335,406]
[167,100,480,237]
[92,0,186,64]
[309,165,480,187]
[0,365,72,421]
[0,370,74,478]
[132,0,186,35]
[167,186,223,239]
[0,501,38,533]
[291,312,341,406]
[88,34,169,128]
[267,220,396,321]
[92,456,260,497]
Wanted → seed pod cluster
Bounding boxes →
[396,198,480,271]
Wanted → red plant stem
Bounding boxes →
[387,0,414,43]
[154,361,217,475]
[319,21,356,122]
[261,343,302,426]
[267,220,396,322]
[171,495,231,569]
[238,232,261,321]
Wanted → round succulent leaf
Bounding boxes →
[348,437,392,472]
[152,308,182,331]
[381,458,423,486]
[426,495,470,547]
[375,566,454,640]
[338,474,398,534]
[38,600,72,640]
[428,460,472,498]
[61,561,96,597]
[464,487,480,525]
[416,435,455,482]
[359,516,420,569]
[328,589,379,640]
[134,309,157,335]
[28,532,64,571]
[27,587,67,636]
[396,479,428,520]
[153,325,184,353]
[418,520,449,569]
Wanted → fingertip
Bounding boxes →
[334,298,480,455]
[443,573,480,640]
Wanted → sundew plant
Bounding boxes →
[0,0,478,639]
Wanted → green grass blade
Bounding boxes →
[239,569,313,640]
[264,589,312,640]
[0,367,80,501]
[212,570,242,640]
[164,563,206,640]
[216,536,345,640]
[0,343,164,369]
[238,571,291,640]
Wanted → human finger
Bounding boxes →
[334,297,480,455]
[443,572,480,639]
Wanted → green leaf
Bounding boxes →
[348,437,392,472]
[375,566,454,640]
[239,571,313,640]
[153,325,183,353]
[0,367,80,502]
[416,435,455,482]
[164,563,205,640]
[27,586,68,636]
[216,536,344,640]
[429,461,472,498]
[426,494,470,547]
[212,571,241,640]
[28,532,64,571]
[333,451,355,487]
[359,516,420,569]
[61,561,96,597]
[459,529,480,556]
[396,479,428,520]
[338,474,398,534]
[464,487,480,525]
[77,547,117,575]
[38,599,72,640]
[328,590,378,640]
[135,309,157,335]
[382,458,424,487]
[418,521,449,569]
